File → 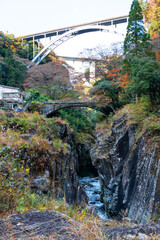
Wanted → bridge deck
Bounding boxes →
[39,100,98,116]
[58,56,106,62]
[21,15,128,41]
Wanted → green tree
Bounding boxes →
[126,56,160,104]
[90,55,124,112]
[0,32,27,58]
[0,32,27,88]
[124,0,151,56]
[26,89,50,102]
[58,108,95,134]
[0,49,27,89]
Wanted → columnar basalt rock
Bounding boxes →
[22,121,88,205]
[91,114,160,223]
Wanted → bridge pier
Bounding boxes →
[89,62,95,81]
[33,36,35,58]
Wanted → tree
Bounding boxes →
[122,0,160,104]
[24,61,72,98]
[0,32,27,58]
[58,107,95,134]
[26,89,50,101]
[144,0,160,38]
[125,56,160,104]
[90,56,125,111]
[0,49,27,89]
[124,0,151,56]
[0,32,27,88]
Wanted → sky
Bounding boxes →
[0,0,133,58]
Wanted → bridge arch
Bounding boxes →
[27,25,124,68]
[38,100,113,117]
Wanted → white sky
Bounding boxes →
[0,0,133,57]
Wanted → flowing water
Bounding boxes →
[79,176,108,219]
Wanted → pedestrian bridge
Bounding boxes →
[39,100,99,117]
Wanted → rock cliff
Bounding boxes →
[91,113,160,223]
[27,121,87,205]
[0,111,88,206]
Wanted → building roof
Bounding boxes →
[0,85,20,90]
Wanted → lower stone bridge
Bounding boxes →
[40,100,98,117]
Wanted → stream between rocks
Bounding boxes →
[79,176,108,219]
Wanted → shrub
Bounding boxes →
[28,101,43,112]
[2,115,29,133]
[0,147,29,212]
[53,138,69,154]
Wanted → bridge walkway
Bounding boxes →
[39,100,98,117]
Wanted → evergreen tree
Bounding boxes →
[126,56,160,104]
[0,48,27,89]
[124,0,151,56]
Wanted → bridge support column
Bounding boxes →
[38,39,40,52]
[89,62,95,81]
[27,42,29,59]
[81,61,87,82]
[33,36,35,58]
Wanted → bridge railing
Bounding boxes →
[40,100,97,104]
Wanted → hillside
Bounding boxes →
[13,55,72,96]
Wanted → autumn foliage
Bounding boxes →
[144,0,160,38]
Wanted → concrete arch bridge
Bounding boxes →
[38,100,104,117]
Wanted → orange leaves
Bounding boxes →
[5,41,8,47]
[49,54,61,63]
[155,51,160,62]
[152,32,158,39]
[107,73,117,78]
[110,67,122,73]
[105,65,130,89]
[117,73,130,89]
[105,65,130,90]
[144,0,160,37]
[106,66,122,79]
[10,44,16,54]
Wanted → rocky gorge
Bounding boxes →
[0,105,160,239]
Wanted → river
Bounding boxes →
[79,176,108,219]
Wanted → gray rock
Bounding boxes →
[0,211,160,239]
[31,176,50,195]
[91,114,160,223]
[0,211,78,239]
[19,120,88,205]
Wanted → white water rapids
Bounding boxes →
[79,177,108,219]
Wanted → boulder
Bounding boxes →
[0,211,160,239]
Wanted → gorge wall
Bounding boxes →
[27,120,88,205]
[91,113,160,223]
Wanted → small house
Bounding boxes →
[0,85,25,109]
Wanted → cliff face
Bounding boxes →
[91,113,160,223]
[27,121,87,205]
[0,111,87,206]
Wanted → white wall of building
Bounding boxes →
[0,85,19,100]
[0,85,25,106]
